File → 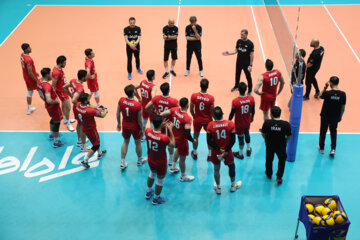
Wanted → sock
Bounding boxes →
[77,138,81,143]
[27,104,31,109]
[193,149,197,154]
[84,155,90,163]
[246,142,251,150]
[154,194,160,199]
[54,137,59,143]
[121,158,125,164]
[231,181,235,186]
[147,187,152,192]
[169,153,174,162]
[138,156,142,162]
[181,172,186,177]
[239,147,244,154]
[208,150,211,156]
[171,65,174,71]
[165,67,168,73]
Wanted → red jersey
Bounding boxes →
[151,95,178,116]
[75,104,101,130]
[21,53,37,81]
[69,79,84,98]
[190,92,215,124]
[37,80,57,107]
[118,97,142,129]
[207,120,235,150]
[146,128,170,163]
[85,57,97,81]
[139,80,155,108]
[52,66,67,93]
[231,95,255,128]
[169,107,192,141]
[262,69,281,99]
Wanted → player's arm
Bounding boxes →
[206,132,220,151]
[339,105,345,122]
[228,108,236,120]
[254,76,264,95]
[145,101,157,115]
[135,36,141,46]
[27,65,37,82]
[185,123,194,143]
[277,73,285,95]
[167,34,178,40]
[86,65,95,80]
[320,81,329,98]
[224,129,236,154]
[193,25,201,40]
[151,86,157,98]
[251,103,255,122]
[185,26,197,41]
[160,109,171,117]
[97,109,108,118]
[116,105,121,131]
[72,92,80,105]
[190,102,195,118]
[286,125,292,144]
[222,48,237,56]
[62,82,72,97]
[166,121,176,148]
[249,52,254,70]
[137,111,144,133]
[45,93,59,105]
[52,75,58,89]
[134,83,142,102]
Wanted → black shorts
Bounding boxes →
[164,48,178,61]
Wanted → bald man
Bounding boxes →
[303,38,324,100]
[162,18,179,79]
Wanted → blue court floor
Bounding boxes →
[0,132,359,240]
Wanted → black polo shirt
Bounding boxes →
[236,39,254,66]
[307,46,324,74]
[163,25,178,49]
[261,119,291,149]
[320,90,346,120]
[185,24,202,47]
[124,26,141,42]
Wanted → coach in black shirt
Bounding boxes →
[261,106,291,184]
[303,38,324,100]
[124,17,142,80]
[162,18,178,79]
[185,16,203,77]
[223,29,254,94]
[318,76,346,157]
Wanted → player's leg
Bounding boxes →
[303,72,312,99]
[232,60,242,92]
[120,135,130,170]
[228,162,241,192]
[318,117,328,153]
[329,120,338,156]
[168,146,174,166]
[170,48,177,76]
[62,99,75,131]
[213,163,221,194]
[26,88,36,115]
[135,137,147,166]
[312,74,320,98]
[146,170,156,199]
[244,131,252,156]
[194,47,203,76]
[243,65,253,94]
[50,105,67,147]
[126,46,133,79]
[170,148,180,173]
[152,174,168,205]
[179,141,194,182]
[134,44,142,73]
[141,117,148,141]
[234,134,245,159]
[275,148,287,184]
[163,48,170,79]
[191,131,200,160]
[78,125,89,152]
[185,46,193,76]
[265,147,275,179]
[81,144,99,169]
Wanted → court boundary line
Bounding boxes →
[26,4,360,6]
[169,0,181,89]
[323,4,360,63]
[251,5,266,62]
[0,131,358,134]
[0,5,37,47]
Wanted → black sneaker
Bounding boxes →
[162,72,169,79]
[231,86,238,92]
[246,147,252,157]
[314,92,320,98]
[233,151,244,160]
[276,178,283,184]
[81,161,90,169]
[170,70,176,76]
[303,96,310,101]
[191,150,198,160]
[98,150,107,159]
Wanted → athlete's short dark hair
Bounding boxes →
[152,115,163,129]
[213,106,223,120]
[265,59,274,71]
[241,29,248,35]
[200,78,209,91]
[77,70,87,80]
[147,70,155,81]
[330,76,339,85]
[40,68,51,78]
[179,97,188,108]
[271,106,281,118]
[56,55,67,65]
[129,17,135,21]
[79,93,89,104]
[160,82,170,96]
[84,48,92,57]
[124,84,135,98]
[21,43,30,51]
[299,49,306,58]
[189,16,197,22]
[238,82,247,95]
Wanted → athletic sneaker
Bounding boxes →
[49,133,62,141]
[53,140,67,148]
[184,70,190,76]
[180,175,195,182]
[303,96,310,101]
[128,73,132,80]
[141,136,146,142]
[318,145,324,154]
[265,171,272,180]
[200,71,204,77]
[233,151,244,160]
[97,150,107,159]
[120,162,128,170]
[145,188,154,199]
[330,149,335,157]
[81,144,91,153]
[231,86,238,92]
[169,166,180,173]
[170,70,176,76]
[314,92,320,98]
[162,72,169,79]
[152,196,168,205]
[168,160,173,166]
[230,181,242,192]
[64,119,76,124]
[213,182,221,195]
[191,150,198,160]
[26,107,36,115]
[276,178,283,184]
[137,69,143,74]
[246,147,252,157]
[67,123,75,132]
[137,157,147,166]
[81,161,90,169]
[207,155,211,161]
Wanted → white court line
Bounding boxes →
[251,5,266,62]
[0,5,37,47]
[169,0,181,89]
[323,4,360,64]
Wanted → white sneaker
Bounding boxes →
[200,71,204,77]
[230,181,242,192]
[120,162,128,170]
[318,145,324,154]
[137,157,147,166]
[330,149,335,157]
[141,136,146,142]
[184,70,190,76]
[26,107,36,115]
[213,182,221,195]
[77,138,89,147]
[168,160,173,166]
[180,174,195,182]
[69,119,76,123]
[169,166,180,173]
[67,123,75,132]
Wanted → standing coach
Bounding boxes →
[223,29,254,94]
[318,76,346,157]
[185,16,203,77]
[162,18,178,79]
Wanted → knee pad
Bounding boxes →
[91,144,100,152]
[214,164,220,177]
[27,90,33,98]
[244,132,250,144]
[228,163,236,178]
[94,90,100,98]
[51,121,60,132]
[238,135,245,146]
[156,177,165,186]
[149,171,156,179]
